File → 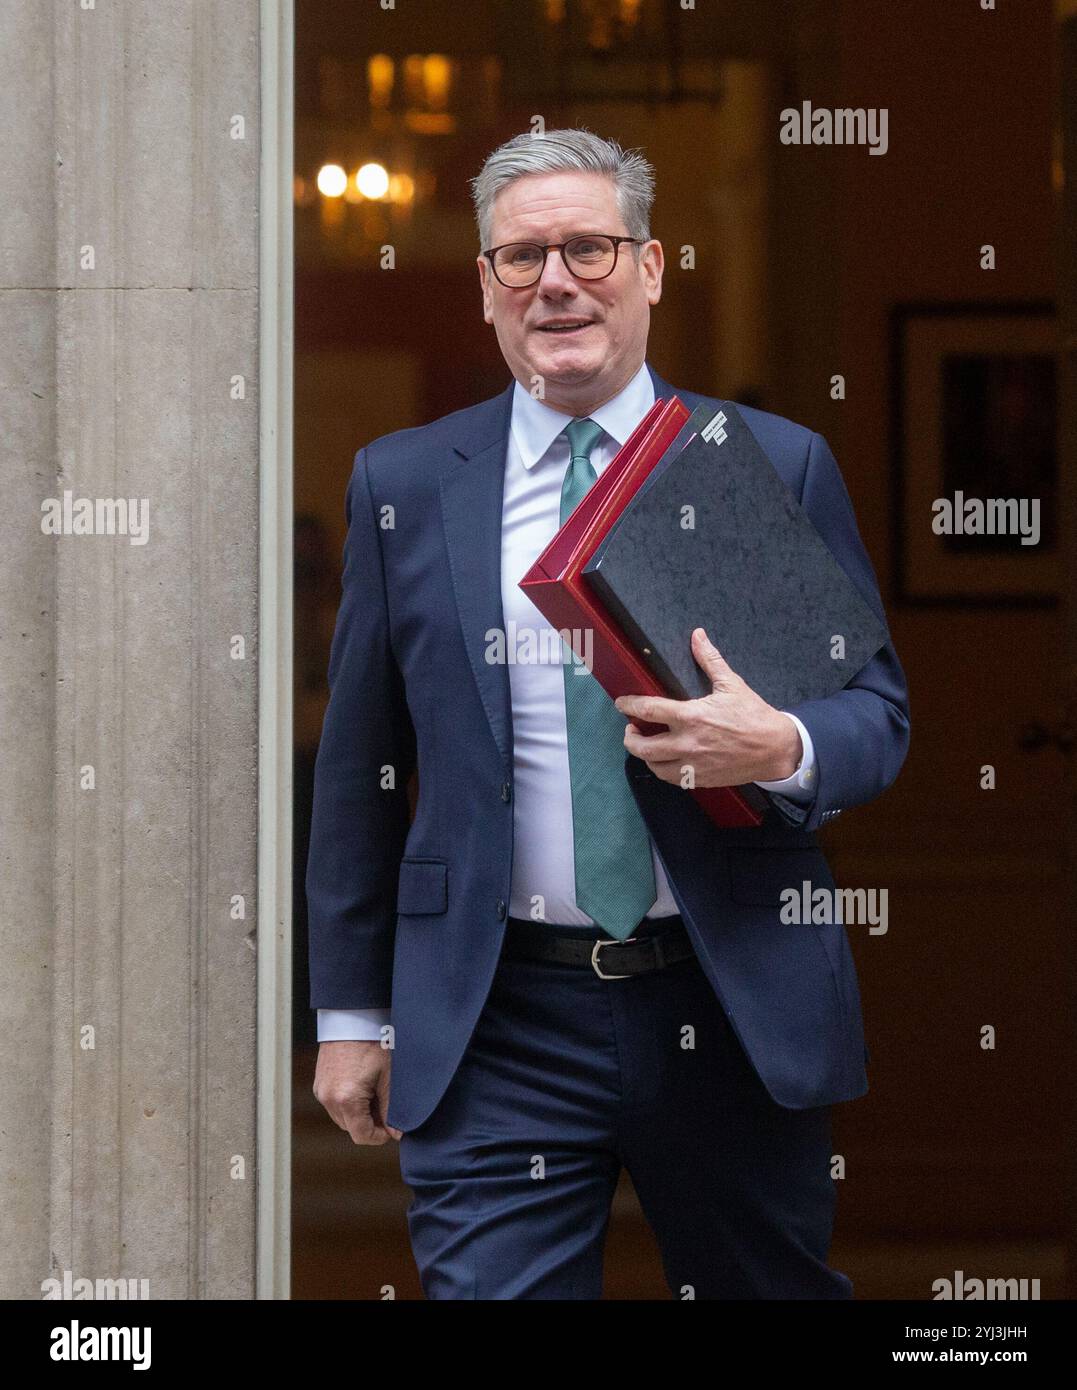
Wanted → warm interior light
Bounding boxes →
[367,53,394,108]
[388,172,415,204]
[404,112,456,135]
[355,162,391,199]
[316,164,348,197]
[422,54,451,109]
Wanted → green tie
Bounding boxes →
[560,417,657,940]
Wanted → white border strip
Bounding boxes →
[256,0,294,1301]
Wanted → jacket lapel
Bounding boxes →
[438,381,515,768]
[436,363,706,771]
[646,361,676,401]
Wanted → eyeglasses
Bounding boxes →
[482,233,644,288]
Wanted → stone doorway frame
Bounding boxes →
[257,0,294,1300]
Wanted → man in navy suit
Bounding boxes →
[307,128,909,1299]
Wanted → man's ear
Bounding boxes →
[641,239,664,307]
[477,255,495,325]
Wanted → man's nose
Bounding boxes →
[536,247,578,296]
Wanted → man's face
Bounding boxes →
[477,170,663,412]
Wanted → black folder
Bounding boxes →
[582,401,889,705]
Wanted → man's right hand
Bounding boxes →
[313,1041,403,1145]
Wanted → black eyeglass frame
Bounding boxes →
[481,233,646,287]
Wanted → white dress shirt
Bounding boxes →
[318,362,816,1042]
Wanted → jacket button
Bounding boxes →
[496,898,507,920]
[501,781,511,802]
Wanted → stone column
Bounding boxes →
[0,0,283,1300]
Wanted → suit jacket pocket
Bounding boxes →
[726,847,832,905]
[396,857,448,915]
[727,847,854,1038]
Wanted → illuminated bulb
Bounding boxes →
[316,164,348,197]
[356,162,390,199]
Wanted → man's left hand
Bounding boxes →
[614,627,801,788]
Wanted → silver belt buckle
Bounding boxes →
[591,935,637,980]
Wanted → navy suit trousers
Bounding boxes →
[397,923,852,1300]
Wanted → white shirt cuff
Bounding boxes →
[317,1007,391,1042]
[753,712,817,801]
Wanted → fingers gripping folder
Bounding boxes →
[518,398,888,831]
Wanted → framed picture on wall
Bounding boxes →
[890,302,1058,605]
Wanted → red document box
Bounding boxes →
[520,397,764,829]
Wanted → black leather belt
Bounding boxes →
[503,915,696,979]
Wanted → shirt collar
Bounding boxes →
[509,360,656,470]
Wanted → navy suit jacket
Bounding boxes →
[306,362,910,1134]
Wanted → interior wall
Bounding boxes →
[771,0,1062,1238]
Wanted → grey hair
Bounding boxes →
[469,127,655,250]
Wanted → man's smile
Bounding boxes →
[534,317,596,334]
